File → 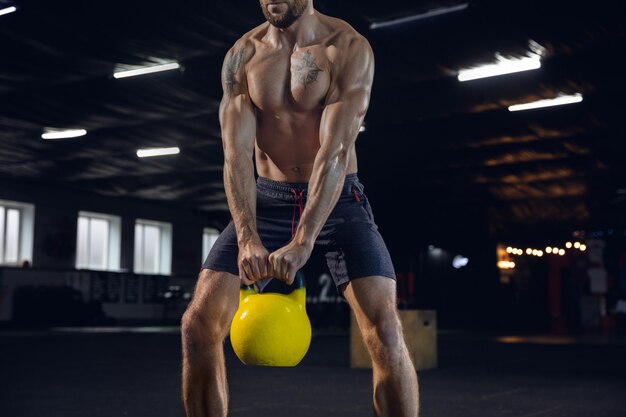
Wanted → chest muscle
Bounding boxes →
[247,47,330,112]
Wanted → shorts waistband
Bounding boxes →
[257,173,359,194]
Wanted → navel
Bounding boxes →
[291,167,300,172]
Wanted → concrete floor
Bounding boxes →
[0,328,625,417]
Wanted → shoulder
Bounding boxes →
[319,15,373,67]
[224,22,269,63]
[320,18,373,98]
[343,33,374,65]
[322,15,372,50]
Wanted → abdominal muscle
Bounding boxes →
[254,110,358,183]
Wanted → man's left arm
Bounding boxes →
[269,36,375,284]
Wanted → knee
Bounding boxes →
[362,312,406,364]
[181,308,230,355]
[181,270,238,354]
[181,310,208,354]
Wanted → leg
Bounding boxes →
[181,268,240,417]
[342,276,420,417]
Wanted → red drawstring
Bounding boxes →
[352,188,361,202]
[290,189,297,237]
[290,189,305,237]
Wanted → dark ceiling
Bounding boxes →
[1,0,624,238]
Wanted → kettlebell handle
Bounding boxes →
[240,271,306,291]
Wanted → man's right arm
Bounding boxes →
[220,43,269,284]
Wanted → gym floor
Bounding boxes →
[1,329,624,417]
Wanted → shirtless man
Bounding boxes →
[181,1,419,416]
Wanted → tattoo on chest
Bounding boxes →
[224,47,244,93]
[293,50,323,88]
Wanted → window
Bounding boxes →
[202,228,220,261]
[0,200,35,266]
[76,211,121,271]
[0,206,19,263]
[134,219,172,275]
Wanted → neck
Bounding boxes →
[266,5,319,48]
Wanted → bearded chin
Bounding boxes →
[265,12,299,28]
[261,0,308,29]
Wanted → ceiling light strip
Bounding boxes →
[114,62,180,79]
[508,94,583,112]
[458,56,540,82]
[0,6,17,17]
[137,147,180,158]
[42,129,87,140]
[370,3,468,30]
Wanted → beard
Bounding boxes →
[260,0,309,29]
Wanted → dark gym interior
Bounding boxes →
[1,0,625,416]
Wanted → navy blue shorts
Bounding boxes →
[201,173,396,292]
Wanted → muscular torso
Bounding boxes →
[243,15,359,182]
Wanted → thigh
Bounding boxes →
[201,222,239,276]
[320,180,396,289]
[323,221,396,289]
[341,276,399,326]
[187,268,240,325]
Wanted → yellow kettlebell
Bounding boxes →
[230,274,312,367]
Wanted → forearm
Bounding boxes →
[292,147,351,248]
[223,154,259,247]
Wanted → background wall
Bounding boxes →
[1,176,506,331]
[2,177,625,335]
[0,178,220,275]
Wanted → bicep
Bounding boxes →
[319,38,374,152]
[220,46,256,160]
[319,91,369,145]
[220,94,256,158]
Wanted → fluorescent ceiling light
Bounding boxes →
[0,6,17,16]
[508,94,583,112]
[42,129,87,140]
[137,147,180,158]
[370,3,468,29]
[458,56,541,82]
[114,62,180,79]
